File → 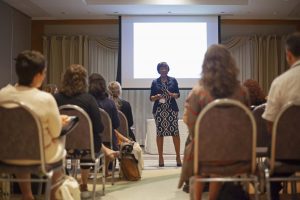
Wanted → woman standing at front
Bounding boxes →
[150,62,182,167]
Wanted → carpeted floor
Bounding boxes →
[4,154,300,200]
[94,154,189,200]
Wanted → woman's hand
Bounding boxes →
[151,94,162,101]
[60,115,70,126]
[167,90,178,99]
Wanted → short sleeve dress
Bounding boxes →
[150,76,180,137]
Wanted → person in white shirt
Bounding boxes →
[262,32,300,200]
[0,50,66,200]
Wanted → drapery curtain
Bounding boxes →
[43,34,288,145]
[223,35,288,93]
[88,37,119,82]
[43,35,89,86]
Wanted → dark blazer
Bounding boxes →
[150,76,180,114]
[120,99,136,141]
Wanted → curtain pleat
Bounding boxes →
[43,35,89,87]
[223,35,287,94]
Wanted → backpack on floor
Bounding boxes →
[119,142,141,181]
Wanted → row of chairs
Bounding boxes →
[59,105,130,198]
[189,99,300,200]
[0,100,130,200]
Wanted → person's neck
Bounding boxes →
[290,59,300,68]
[160,76,168,82]
[16,83,32,88]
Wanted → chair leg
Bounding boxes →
[291,180,297,194]
[282,181,288,194]
[1,174,11,200]
[70,159,78,178]
[44,173,53,200]
[92,163,97,200]
[37,181,43,197]
[189,176,195,200]
[102,157,106,195]
[265,169,272,200]
[111,159,115,185]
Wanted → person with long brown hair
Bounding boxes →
[179,44,250,200]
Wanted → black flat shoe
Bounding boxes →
[159,163,164,167]
[176,163,182,167]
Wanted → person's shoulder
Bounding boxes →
[0,84,11,93]
[80,92,96,100]
[191,83,205,94]
[107,98,117,106]
[168,76,177,81]
[274,65,300,85]
[35,89,55,100]
[152,78,159,83]
[270,69,293,89]
[121,99,131,107]
[120,98,129,104]
[32,89,58,107]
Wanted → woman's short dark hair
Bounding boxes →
[157,62,169,73]
[88,73,107,98]
[60,64,87,97]
[15,50,46,86]
[201,44,239,98]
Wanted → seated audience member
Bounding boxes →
[243,79,266,109]
[43,83,58,95]
[262,32,300,200]
[108,81,136,141]
[88,74,131,176]
[88,74,131,148]
[0,50,66,200]
[54,64,118,194]
[179,44,250,200]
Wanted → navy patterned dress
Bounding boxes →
[150,76,180,137]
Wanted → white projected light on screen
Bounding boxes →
[133,23,207,79]
[121,16,219,88]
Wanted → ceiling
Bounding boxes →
[2,0,300,20]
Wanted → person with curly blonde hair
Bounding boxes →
[108,81,136,141]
